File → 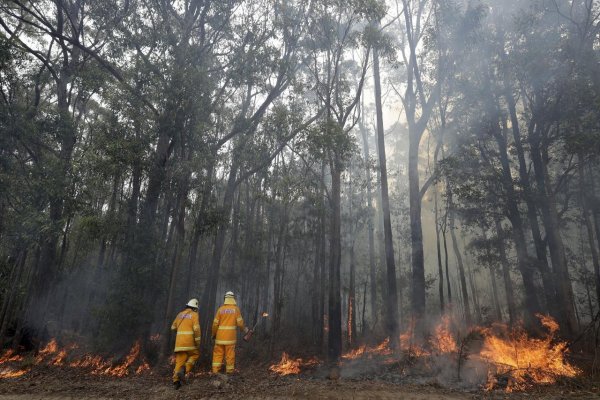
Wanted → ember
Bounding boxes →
[149,333,161,343]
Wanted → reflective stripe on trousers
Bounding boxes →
[215,339,236,345]
[212,344,236,373]
[173,349,200,382]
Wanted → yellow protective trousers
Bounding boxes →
[212,344,236,373]
[173,349,200,382]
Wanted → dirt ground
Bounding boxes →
[0,365,598,400]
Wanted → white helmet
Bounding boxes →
[224,291,235,299]
[186,298,199,308]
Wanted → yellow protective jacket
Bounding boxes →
[211,299,245,346]
[171,308,201,352]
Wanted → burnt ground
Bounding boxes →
[0,362,598,400]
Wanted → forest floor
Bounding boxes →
[0,363,598,400]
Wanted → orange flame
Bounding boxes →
[69,354,109,370]
[479,315,579,392]
[339,314,578,392]
[94,341,143,377]
[28,339,152,378]
[0,350,23,364]
[400,324,429,357]
[269,352,319,375]
[342,344,366,360]
[342,337,393,360]
[35,339,59,363]
[135,361,150,375]
[431,315,457,354]
[269,352,300,375]
[0,367,29,378]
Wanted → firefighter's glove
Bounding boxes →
[243,327,249,334]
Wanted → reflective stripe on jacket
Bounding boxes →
[171,309,201,352]
[211,304,245,345]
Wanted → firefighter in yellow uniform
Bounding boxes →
[171,298,201,389]
[211,291,248,374]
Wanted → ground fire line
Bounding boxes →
[0,339,151,379]
[268,315,580,392]
[0,315,581,393]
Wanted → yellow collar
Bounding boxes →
[224,298,237,305]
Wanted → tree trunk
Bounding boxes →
[481,228,502,321]
[442,209,452,306]
[0,250,27,348]
[228,189,242,289]
[578,153,600,307]
[529,121,577,334]
[491,118,542,328]
[312,173,325,347]
[31,1,81,320]
[359,113,378,328]
[347,245,356,345]
[159,166,190,359]
[589,164,600,277]
[503,81,556,314]
[489,264,502,322]
[186,164,215,297]
[273,205,288,334]
[374,46,399,339]
[466,258,482,324]
[447,188,471,326]
[200,159,239,346]
[319,166,327,351]
[434,185,445,313]
[494,217,516,326]
[328,161,342,362]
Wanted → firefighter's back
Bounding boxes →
[215,305,240,345]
